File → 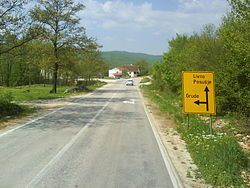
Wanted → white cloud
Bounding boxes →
[79,0,230,54]
[126,38,136,42]
[178,0,228,14]
[81,0,229,33]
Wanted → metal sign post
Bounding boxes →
[182,71,216,115]
[210,115,213,135]
[187,114,190,129]
[182,71,216,134]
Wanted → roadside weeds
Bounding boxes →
[140,84,250,187]
[141,92,210,188]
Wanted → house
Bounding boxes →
[109,65,140,78]
[108,67,123,78]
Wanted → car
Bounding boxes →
[126,79,134,86]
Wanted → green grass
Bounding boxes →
[141,85,250,187]
[0,81,106,120]
[140,77,151,83]
[0,85,72,101]
[87,81,106,91]
[0,81,106,102]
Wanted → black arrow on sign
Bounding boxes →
[194,86,209,111]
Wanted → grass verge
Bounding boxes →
[140,77,151,83]
[0,81,106,121]
[141,85,250,187]
[0,81,106,102]
[0,85,73,102]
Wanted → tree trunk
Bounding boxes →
[52,40,59,93]
[65,73,69,86]
[6,61,12,87]
[88,75,91,83]
[52,62,58,93]
[28,64,31,87]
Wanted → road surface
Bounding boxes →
[0,79,178,188]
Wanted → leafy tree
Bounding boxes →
[216,0,250,115]
[0,0,26,36]
[228,0,250,19]
[78,46,108,84]
[27,41,54,85]
[0,34,42,86]
[0,33,20,86]
[31,0,87,93]
[0,0,40,55]
[59,46,80,85]
[151,1,249,117]
[136,59,149,75]
[151,61,168,92]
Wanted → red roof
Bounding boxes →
[117,65,139,72]
[113,72,122,76]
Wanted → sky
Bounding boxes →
[78,0,230,55]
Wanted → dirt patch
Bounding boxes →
[0,108,45,131]
[0,97,78,132]
[143,96,211,188]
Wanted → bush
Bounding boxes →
[0,93,24,118]
[76,80,99,87]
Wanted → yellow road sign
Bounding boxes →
[182,71,216,115]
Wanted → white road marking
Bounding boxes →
[123,101,135,104]
[0,107,63,139]
[0,92,94,139]
[138,86,184,188]
[122,99,135,104]
[25,90,118,188]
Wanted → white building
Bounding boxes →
[108,68,123,78]
[108,65,140,78]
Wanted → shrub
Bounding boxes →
[0,93,24,118]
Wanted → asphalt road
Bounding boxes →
[0,79,177,188]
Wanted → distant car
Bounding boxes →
[126,79,134,86]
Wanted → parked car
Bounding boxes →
[126,79,134,86]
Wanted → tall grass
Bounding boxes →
[141,85,249,187]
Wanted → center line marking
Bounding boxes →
[25,90,118,188]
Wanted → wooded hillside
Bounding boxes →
[101,51,162,68]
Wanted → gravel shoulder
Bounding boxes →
[141,93,211,188]
[0,94,87,132]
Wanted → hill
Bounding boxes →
[101,51,162,68]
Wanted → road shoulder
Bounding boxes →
[140,89,211,188]
[0,92,92,133]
